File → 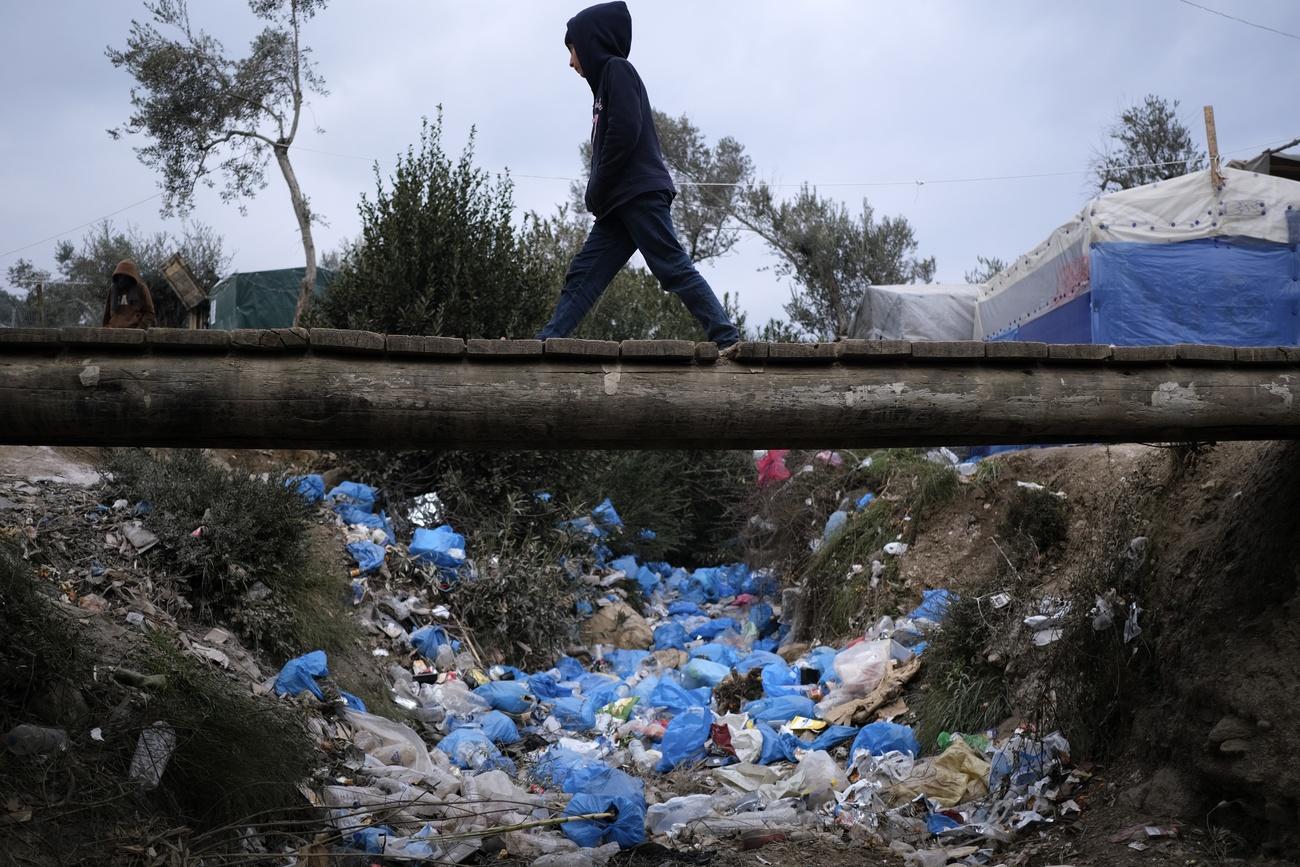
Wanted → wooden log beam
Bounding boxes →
[2,330,1300,449]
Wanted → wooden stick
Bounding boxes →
[1204,105,1224,190]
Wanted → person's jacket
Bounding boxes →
[102,259,156,329]
[566,1,674,219]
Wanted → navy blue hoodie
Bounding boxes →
[565,2,674,219]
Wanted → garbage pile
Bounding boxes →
[258,474,1089,864]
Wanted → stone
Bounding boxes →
[1208,715,1255,744]
[580,601,653,649]
[1219,738,1251,756]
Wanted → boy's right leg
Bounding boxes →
[535,216,637,339]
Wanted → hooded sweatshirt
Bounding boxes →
[102,259,156,329]
[565,1,674,219]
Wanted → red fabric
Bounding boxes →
[756,449,791,487]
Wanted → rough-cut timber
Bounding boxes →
[3,328,1300,450]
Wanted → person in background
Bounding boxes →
[535,1,740,351]
[102,259,155,329]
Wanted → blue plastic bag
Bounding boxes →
[592,498,623,529]
[748,602,776,636]
[656,707,713,772]
[528,673,571,699]
[551,696,598,731]
[409,526,466,572]
[346,540,386,574]
[760,663,803,697]
[339,691,367,713]
[473,681,533,715]
[556,656,586,681]
[668,600,703,617]
[562,792,646,849]
[409,625,454,658]
[346,825,395,854]
[927,812,961,835]
[653,622,687,651]
[575,599,594,616]
[805,725,859,751]
[691,618,737,641]
[327,481,377,512]
[690,642,740,667]
[648,679,710,714]
[743,695,815,724]
[851,721,922,759]
[633,565,661,596]
[436,726,501,769]
[604,649,650,679]
[337,504,394,544]
[856,492,876,510]
[274,650,328,701]
[536,746,606,790]
[908,589,954,624]
[287,474,325,504]
[736,650,784,675]
[478,710,520,745]
[682,658,730,690]
[609,555,638,577]
[757,723,797,764]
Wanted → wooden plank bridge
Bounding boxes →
[2,326,1299,449]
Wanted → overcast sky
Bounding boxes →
[3,0,1298,326]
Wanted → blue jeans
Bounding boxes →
[536,191,741,346]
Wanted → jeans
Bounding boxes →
[536,191,741,347]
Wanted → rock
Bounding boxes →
[321,467,348,490]
[1140,767,1202,819]
[1208,715,1254,744]
[652,649,688,669]
[1219,738,1251,756]
[580,601,652,649]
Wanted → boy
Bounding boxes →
[535,1,740,350]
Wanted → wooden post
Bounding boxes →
[1204,105,1224,190]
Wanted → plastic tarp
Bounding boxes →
[976,168,1300,343]
[207,266,334,329]
[849,283,980,341]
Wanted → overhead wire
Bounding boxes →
[2,135,1296,265]
[1173,0,1300,42]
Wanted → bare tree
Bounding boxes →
[108,0,328,323]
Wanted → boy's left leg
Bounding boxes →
[618,192,741,347]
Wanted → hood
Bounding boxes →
[565,1,631,93]
[112,259,146,289]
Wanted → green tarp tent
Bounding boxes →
[207,267,335,330]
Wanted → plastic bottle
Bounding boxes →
[4,724,68,756]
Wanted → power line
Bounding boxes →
[0,192,162,261]
[1174,0,1300,41]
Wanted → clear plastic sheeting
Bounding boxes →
[848,283,980,341]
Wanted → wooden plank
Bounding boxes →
[911,341,986,360]
[466,338,543,359]
[0,328,63,350]
[1048,344,1113,362]
[839,339,912,361]
[767,342,839,363]
[1112,345,1177,363]
[695,342,720,364]
[543,338,620,360]
[60,327,146,347]
[8,353,1300,450]
[229,328,308,352]
[985,341,1048,360]
[385,335,465,357]
[146,329,231,351]
[309,328,385,354]
[1175,343,1236,363]
[733,342,769,363]
[620,339,696,361]
[1234,346,1291,364]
